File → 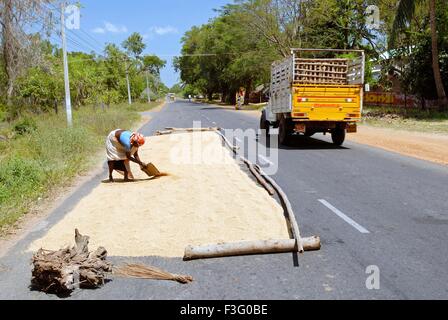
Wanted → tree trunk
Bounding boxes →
[221,92,226,103]
[429,0,447,111]
[229,90,237,105]
[3,1,14,107]
[31,229,113,294]
[6,82,14,107]
[221,87,228,103]
[244,79,252,105]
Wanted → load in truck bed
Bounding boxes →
[29,131,291,258]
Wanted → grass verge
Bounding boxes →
[362,107,448,135]
[0,101,161,232]
[115,101,163,112]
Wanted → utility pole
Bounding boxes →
[61,2,73,126]
[154,74,159,98]
[145,70,151,103]
[125,59,132,105]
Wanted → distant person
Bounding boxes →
[188,94,192,102]
[106,129,146,182]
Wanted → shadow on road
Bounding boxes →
[200,107,222,111]
[101,177,158,184]
[281,135,350,150]
[257,134,350,150]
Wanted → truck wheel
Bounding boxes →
[331,127,346,146]
[260,112,270,137]
[278,116,290,146]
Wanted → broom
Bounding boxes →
[113,264,193,284]
[140,163,169,178]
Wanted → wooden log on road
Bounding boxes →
[165,127,219,132]
[183,237,321,261]
[214,129,317,254]
[156,128,220,136]
[253,164,305,253]
[240,156,275,195]
[155,130,173,136]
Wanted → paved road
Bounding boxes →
[1,100,448,299]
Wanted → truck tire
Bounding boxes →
[278,115,290,146]
[331,127,346,146]
[260,112,270,137]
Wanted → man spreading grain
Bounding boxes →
[106,129,146,182]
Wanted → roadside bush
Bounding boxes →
[0,103,146,232]
[0,102,6,122]
[0,156,44,226]
[13,117,37,135]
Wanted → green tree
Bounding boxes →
[391,0,447,109]
[122,32,146,58]
[142,55,166,75]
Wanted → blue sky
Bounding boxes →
[70,0,231,88]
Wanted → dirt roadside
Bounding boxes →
[347,125,448,166]
[0,104,164,258]
[208,103,448,166]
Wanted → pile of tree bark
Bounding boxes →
[31,229,112,294]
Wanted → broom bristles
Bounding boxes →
[113,264,193,284]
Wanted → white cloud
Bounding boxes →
[149,26,178,36]
[105,22,128,33]
[92,27,105,34]
[92,22,128,34]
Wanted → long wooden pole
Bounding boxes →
[215,129,304,253]
[184,237,320,261]
[253,164,304,253]
[241,157,275,195]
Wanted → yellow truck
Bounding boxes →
[260,48,365,146]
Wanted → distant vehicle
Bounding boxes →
[167,93,176,101]
[261,48,366,146]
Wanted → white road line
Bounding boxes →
[318,199,370,234]
[258,154,275,166]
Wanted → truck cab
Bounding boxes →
[261,48,365,146]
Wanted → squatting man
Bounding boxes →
[105,129,147,182]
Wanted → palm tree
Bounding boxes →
[391,0,447,110]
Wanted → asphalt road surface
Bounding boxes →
[1,100,447,300]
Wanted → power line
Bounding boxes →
[79,28,105,49]
[42,2,103,54]
[18,2,104,54]
[66,28,103,52]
